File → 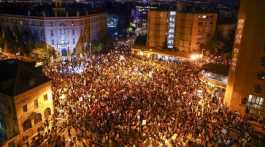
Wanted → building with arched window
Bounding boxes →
[0,3,107,56]
[0,60,54,147]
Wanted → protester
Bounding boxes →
[30,44,257,147]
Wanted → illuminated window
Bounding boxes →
[168,40,174,44]
[170,11,176,15]
[23,104,27,112]
[169,17,175,22]
[169,23,175,28]
[167,11,176,49]
[169,29,174,33]
[248,95,264,106]
[168,34,174,38]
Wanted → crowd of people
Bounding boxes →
[29,44,260,147]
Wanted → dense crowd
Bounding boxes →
[29,45,260,147]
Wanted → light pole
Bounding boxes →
[89,42,92,55]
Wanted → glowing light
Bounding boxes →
[60,65,85,74]
[190,53,203,61]
[197,90,203,97]
[35,62,43,67]
[48,90,53,101]
[139,51,144,56]
[167,11,176,49]
[119,55,125,62]
[146,53,151,58]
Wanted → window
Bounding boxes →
[0,119,6,129]
[34,113,42,124]
[248,95,264,106]
[170,11,176,15]
[169,23,175,28]
[168,34,174,39]
[34,99,38,109]
[169,17,175,22]
[51,40,54,45]
[257,72,265,80]
[23,104,27,112]
[51,30,54,36]
[73,38,75,44]
[168,28,174,33]
[44,94,48,101]
[22,119,32,131]
[44,107,51,118]
[72,30,75,35]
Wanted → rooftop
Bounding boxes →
[147,1,217,13]
[201,63,229,76]
[0,60,49,96]
[0,3,104,17]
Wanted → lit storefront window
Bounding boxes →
[248,94,264,109]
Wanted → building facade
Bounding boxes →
[0,60,54,146]
[147,9,217,53]
[175,12,217,52]
[224,0,265,118]
[146,10,168,49]
[0,10,106,56]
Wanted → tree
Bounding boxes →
[0,25,38,55]
[92,41,103,53]
[31,41,57,60]
[201,33,223,54]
